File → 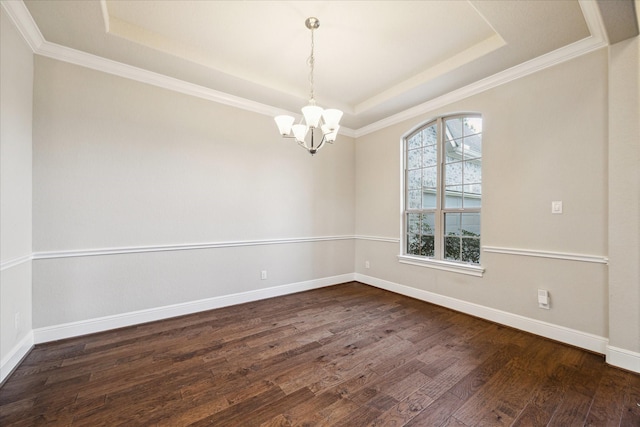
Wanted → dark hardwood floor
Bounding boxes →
[1,282,639,426]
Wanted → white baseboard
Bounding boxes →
[10,274,639,377]
[354,273,609,356]
[1,331,34,384]
[33,273,355,344]
[607,345,640,373]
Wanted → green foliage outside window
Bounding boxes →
[408,228,480,263]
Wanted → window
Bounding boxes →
[400,114,483,276]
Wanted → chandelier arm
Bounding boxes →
[310,126,315,150]
[316,137,327,152]
[287,129,327,155]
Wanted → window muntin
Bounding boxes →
[403,114,482,266]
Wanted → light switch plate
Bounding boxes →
[538,289,550,309]
[551,201,563,214]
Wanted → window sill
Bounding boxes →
[397,255,485,277]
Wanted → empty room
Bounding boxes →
[1,0,639,425]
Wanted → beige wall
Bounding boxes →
[31,57,355,327]
[0,8,33,376]
[608,33,640,354]
[355,49,610,337]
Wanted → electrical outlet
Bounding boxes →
[365,260,370,269]
[538,289,550,309]
[261,270,267,280]
[14,312,20,330]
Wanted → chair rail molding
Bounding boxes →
[32,236,356,260]
[482,246,608,264]
[0,254,32,272]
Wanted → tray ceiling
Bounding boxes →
[18,1,605,131]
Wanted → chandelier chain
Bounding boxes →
[308,26,315,102]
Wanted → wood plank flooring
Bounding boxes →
[1,282,639,426]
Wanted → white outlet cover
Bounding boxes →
[551,201,563,214]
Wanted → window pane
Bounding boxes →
[465,183,482,196]
[407,169,421,190]
[444,185,463,208]
[445,117,463,143]
[444,213,461,236]
[406,213,435,258]
[463,117,482,137]
[463,134,482,160]
[407,234,421,255]
[461,237,480,263]
[408,190,422,209]
[461,213,481,237]
[422,166,437,188]
[408,132,422,149]
[407,213,421,234]
[422,145,437,167]
[423,124,437,145]
[444,236,461,261]
[445,163,462,186]
[463,184,481,207]
[407,148,421,170]
[422,213,435,235]
[421,190,435,209]
[421,235,435,257]
[445,140,462,161]
[463,160,481,184]
[407,213,436,236]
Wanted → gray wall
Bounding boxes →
[0,8,33,377]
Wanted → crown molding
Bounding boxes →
[2,0,606,139]
[579,0,609,44]
[1,0,44,50]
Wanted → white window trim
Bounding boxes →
[399,113,484,278]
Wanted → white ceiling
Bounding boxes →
[12,1,611,131]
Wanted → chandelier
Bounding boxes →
[274,17,343,155]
